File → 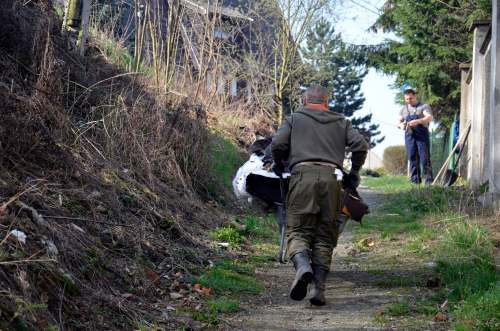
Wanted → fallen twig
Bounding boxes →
[0,183,42,215]
[0,258,56,265]
[430,215,469,224]
[43,215,134,228]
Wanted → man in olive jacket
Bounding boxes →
[271,85,368,306]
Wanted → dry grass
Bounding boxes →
[0,1,251,329]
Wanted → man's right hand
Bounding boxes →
[272,162,285,177]
[343,171,360,189]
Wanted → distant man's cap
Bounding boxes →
[400,83,417,94]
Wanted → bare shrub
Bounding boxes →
[383,145,407,175]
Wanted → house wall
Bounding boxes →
[365,150,383,170]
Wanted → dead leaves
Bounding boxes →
[163,271,214,303]
[433,312,447,322]
[144,267,161,285]
[193,283,213,297]
[168,282,213,300]
[355,238,376,252]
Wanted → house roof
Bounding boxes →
[181,0,254,22]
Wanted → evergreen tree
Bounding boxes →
[367,0,491,127]
[302,18,384,147]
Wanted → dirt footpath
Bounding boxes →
[227,189,401,331]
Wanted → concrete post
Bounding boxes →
[489,1,500,208]
[483,48,492,184]
[79,0,92,56]
[468,22,489,189]
[459,64,471,178]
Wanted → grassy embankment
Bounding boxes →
[359,176,499,331]
[90,23,276,329]
[185,213,280,326]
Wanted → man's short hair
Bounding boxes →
[404,89,416,95]
[305,85,329,104]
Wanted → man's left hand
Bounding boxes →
[408,119,421,127]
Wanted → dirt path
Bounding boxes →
[227,188,402,331]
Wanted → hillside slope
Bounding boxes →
[0,1,237,329]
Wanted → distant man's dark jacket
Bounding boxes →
[271,107,368,171]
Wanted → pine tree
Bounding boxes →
[302,18,384,147]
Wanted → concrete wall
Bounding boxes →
[461,12,500,208]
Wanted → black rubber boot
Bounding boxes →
[309,266,328,306]
[290,252,313,301]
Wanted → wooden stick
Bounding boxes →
[432,122,472,185]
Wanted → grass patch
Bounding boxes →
[190,309,219,326]
[379,186,461,215]
[355,183,462,243]
[241,215,278,240]
[93,29,152,75]
[362,175,412,193]
[208,133,243,193]
[179,298,240,326]
[435,222,497,301]
[452,282,500,331]
[248,252,276,265]
[373,273,423,288]
[413,299,439,316]
[373,313,389,324]
[190,260,261,326]
[210,226,244,249]
[406,227,439,256]
[191,212,278,326]
[355,211,421,241]
[197,259,263,295]
[207,297,240,313]
[210,214,280,251]
[386,302,411,316]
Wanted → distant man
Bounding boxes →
[271,85,368,306]
[398,84,434,184]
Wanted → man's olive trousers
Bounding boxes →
[286,164,341,271]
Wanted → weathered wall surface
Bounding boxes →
[461,12,500,207]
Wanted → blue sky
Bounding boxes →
[333,0,404,157]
